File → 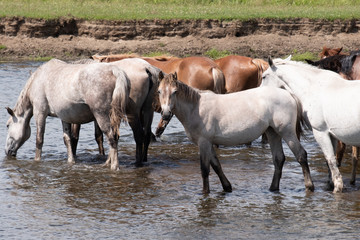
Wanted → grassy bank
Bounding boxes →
[1,0,360,20]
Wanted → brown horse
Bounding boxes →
[214,55,269,93]
[307,50,360,184]
[319,46,346,59]
[92,54,226,137]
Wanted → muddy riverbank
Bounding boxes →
[1,17,360,61]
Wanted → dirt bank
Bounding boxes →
[1,17,360,61]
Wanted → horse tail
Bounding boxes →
[110,67,130,134]
[212,67,226,94]
[251,59,270,87]
[288,91,308,140]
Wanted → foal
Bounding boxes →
[158,72,314,193]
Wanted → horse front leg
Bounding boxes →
[313,130,343,193]
[94,121,105,155]
[209,147,232,192]
[199,140,211,194]
[70,123,80,156]
[155,113,173,138]
[129,115,145,167]
[34,113,47,161]
[350,146,358,185]
[62,121,76,164]
[141,110,155,163]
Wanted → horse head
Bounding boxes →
[158,72,178,121]
[5,107,31,157]
[260,56,293,93]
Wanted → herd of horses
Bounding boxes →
[5,46,360,194]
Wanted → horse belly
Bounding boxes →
[51,103,95,124]
[213,125,267,146]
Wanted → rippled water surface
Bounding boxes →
[0,62,359,239]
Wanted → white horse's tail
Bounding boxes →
[110,67,130,133]
[212,67,226,94]
[288,91,309,140]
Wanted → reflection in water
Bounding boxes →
[0,62,359,239]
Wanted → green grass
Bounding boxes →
[204,48,232,59]
[1,0,360,20]
[0,44,7,50]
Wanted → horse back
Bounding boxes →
[177,56,222,91]
[215,55,259,93]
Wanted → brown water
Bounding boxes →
[0,62,359,239]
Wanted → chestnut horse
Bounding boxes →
[214,55,269,93]
[319,46,346,59]
[92,54,226,137]
[307,50,360,184]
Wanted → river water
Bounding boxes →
[0,61,359,239]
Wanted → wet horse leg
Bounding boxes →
[128,115,145,167]
[70,124,80,156]
[336,140,346,167]
[141,108,155,163]
[209,148,232,192]
[265,128,286,191]
[199,139,232,194]
[94,121,105,155]
[62,121,76,164]
[313,129,343,193]
[34,111,47,161]
[281,131,314,191]
[350,146,358,185]
[155,113,173,138]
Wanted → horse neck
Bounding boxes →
[278,64,316,98]
[14,75,34,119]
[172,83,200,124]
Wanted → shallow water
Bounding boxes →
[0,61,359,239]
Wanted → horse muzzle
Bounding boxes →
[161,110,173,122]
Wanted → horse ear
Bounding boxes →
[174,72,178,80]
[338,47,343,54]
[158,71,165,81]
[6,107,14,117]
[284,55,292,61]
[268,56,274,68]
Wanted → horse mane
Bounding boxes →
[13,69,37,115]
[164,74,200,103]
[341,51,360,76]
[69,59,95,64]
[306,55,345,73]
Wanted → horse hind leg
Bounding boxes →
[94,121,105,155]
[350,146,358,185]
[336,141,346,167]
[265,128,286,191]
[281,131,314,192]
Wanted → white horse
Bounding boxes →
[70,58,162,166]
[5,59,130,170]
[158,72,314,194]
[261,57,360,192]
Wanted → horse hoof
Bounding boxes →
[306,184,315,192]
[135,162,144,167]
